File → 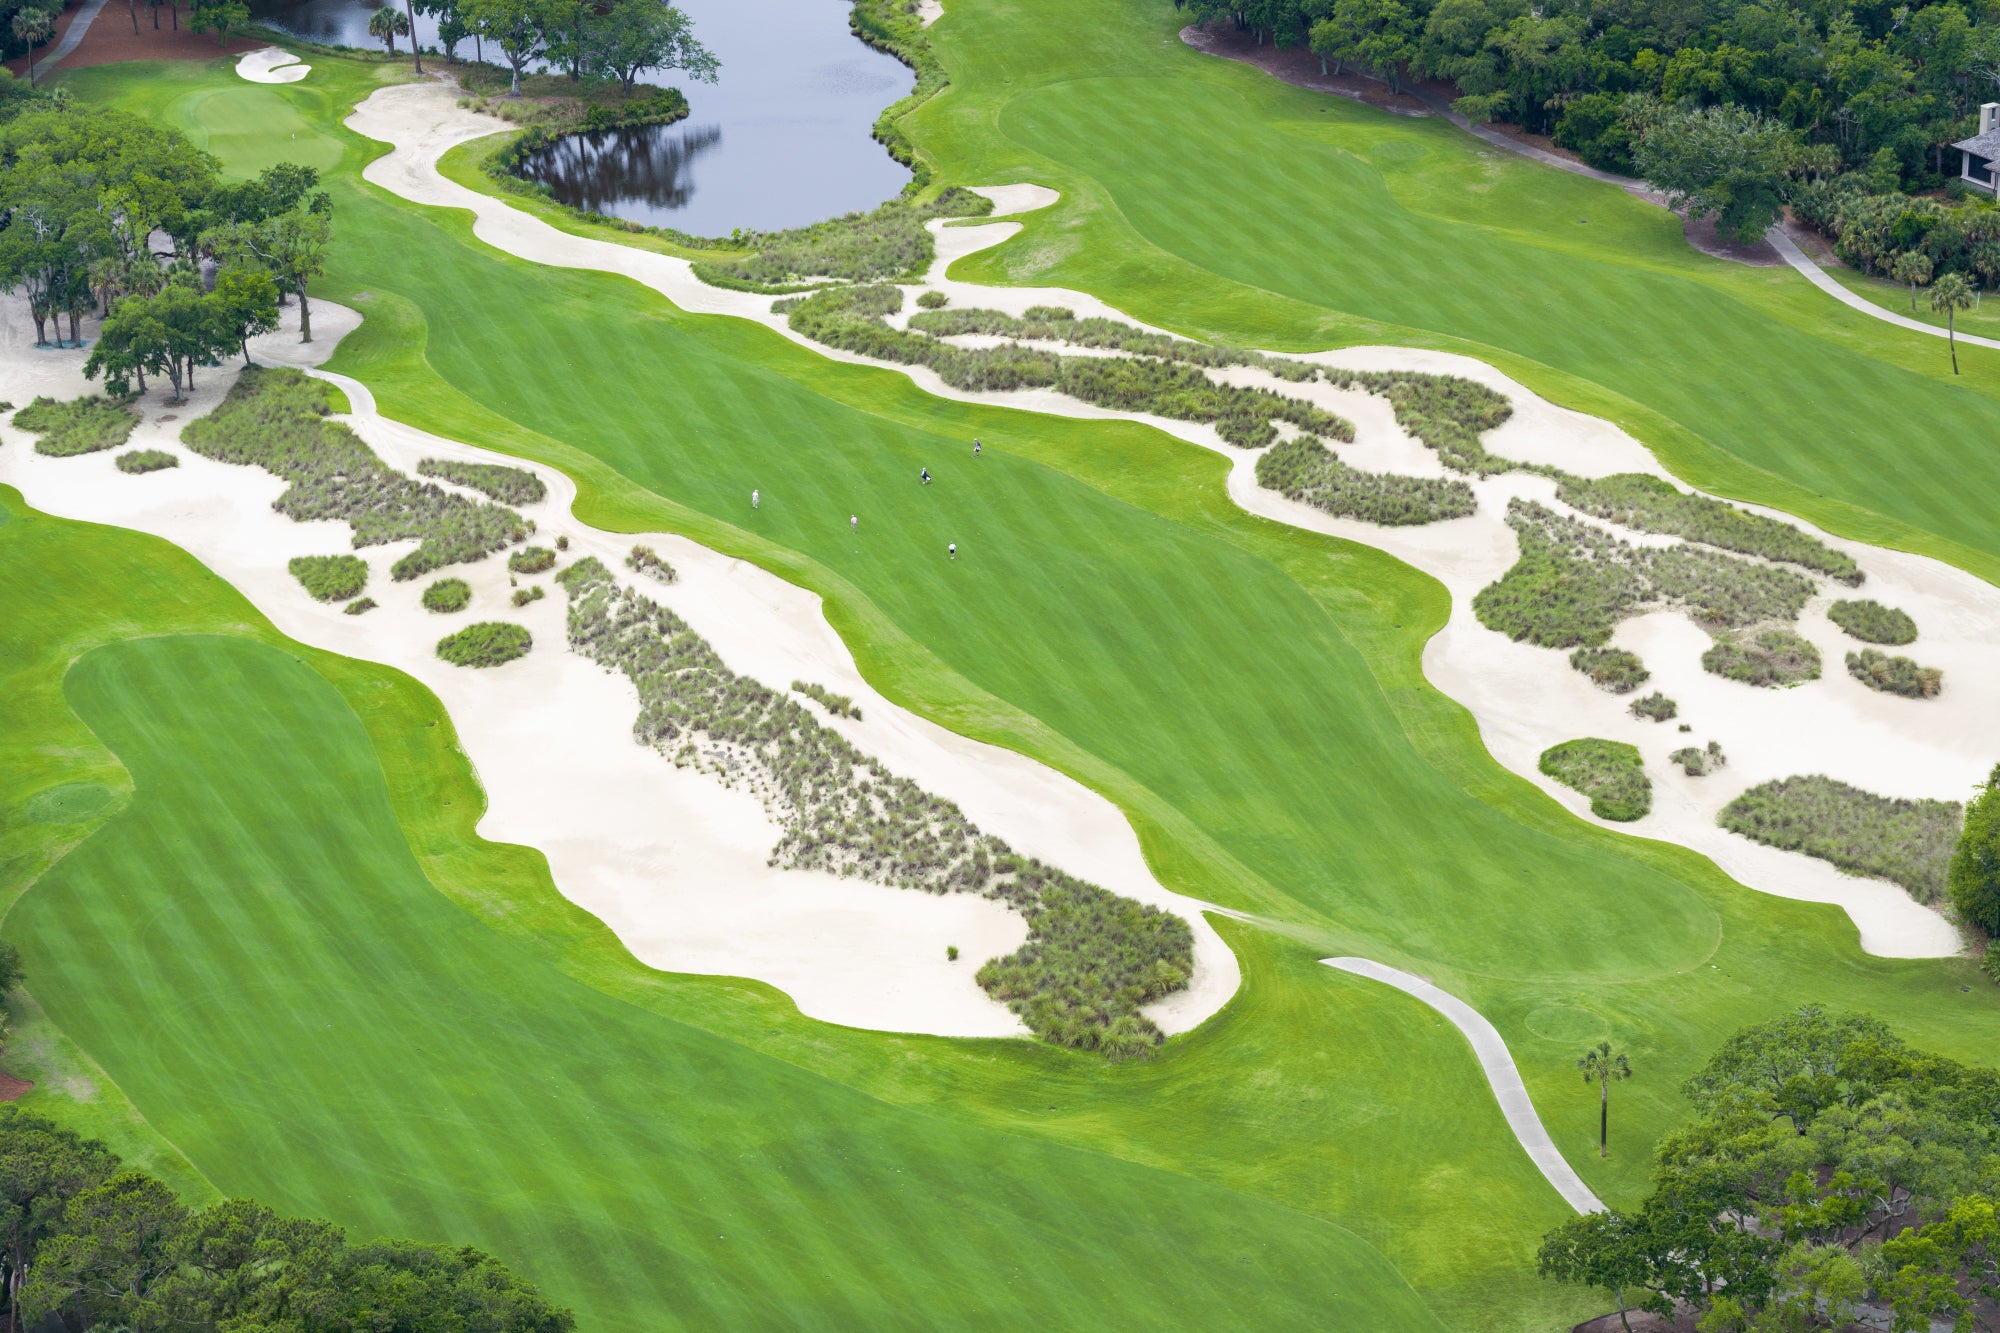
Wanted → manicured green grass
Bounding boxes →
[41,45,2000,1331]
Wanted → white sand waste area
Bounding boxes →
[916,0,943,25]
[0,293,1239,1039]
[337,81,1997,957]
[237,47,310,83]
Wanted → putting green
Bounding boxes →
[20,25,2000,1330]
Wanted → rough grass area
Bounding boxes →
[1569,646,1649,693]
[1702,628,1822,687]
[1475,501,1818,648]
[1254,437,1476,526]
[788,286,1350,448]
[1670,741,1727,776]
[1719,775,1962,901]
[557,556,1192,1057]
[422,578,472,613]
[1830,599,1918,645]
[625,545,676,584]
[12,395,139,457]
[1629,692,1677,722]
[793,681,861,720]
[692,190,992,289]
[419,457,548,506]
[1846,648,1943,698]
[437,621,531,667]
[1323,370,1517,475]
[288,554,368,603]
[182,369,529,581]
[1555,472,1861,584]
[115,449,178,474]
[460,66,689,134]
[1539,738,1651,821]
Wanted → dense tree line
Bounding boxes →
[1539,1005,2000,1330]
[0,101,330,386]
[411,0,715,96]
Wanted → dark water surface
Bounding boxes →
[247,0,914,235]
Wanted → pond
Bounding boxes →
[246,0,915,236]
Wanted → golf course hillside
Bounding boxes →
[3,0,2000,1327]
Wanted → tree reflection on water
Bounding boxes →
[519,123,726,222]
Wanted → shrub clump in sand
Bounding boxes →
[1539,738,1651,821]
[625,545,677,584]
[1670,741,1727,776]
[344,597,378,616]
[115,449,178,474]
[1846,648,1943,699]
[1554,472,1861,584]
[288,555,369,603]
[508,546,557,575]
[557,556,1192,1058]
[1702,628,1822,687]
[419,457,548,505]
[691,189,992,289]
[793,681,861,720]
[1570,646,1649,693]
[1829,599,1917,645]
[1475,501,1817,648]
[11,395,140,457]
[512,585,545,608]
[182,369,529,581]
[437,621,531,668]
[916,290,949,309]
[1719,775,1962,902]
[423,578,472,613]
[1629,691,1678,722]
[1254,437,1476,526]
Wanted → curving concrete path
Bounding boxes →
[27,0,107,81]
[1322,958,1605,1214]
[1766,229,2000,352]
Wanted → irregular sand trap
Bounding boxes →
[237,47,309,83]
[341,79,1989,957]
[916,0,943,26]
[0,293,1239,1039]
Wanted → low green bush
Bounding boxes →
[792,681,862,720]
[1702,629,1822,687]
[423,578,472,613]
[1829,598,1917,645]
[1629,692,1677,722]
[12,395,139,457]
[691,189,992,288]
[511,585,545,608]
[557,557,1190,1056]
[1569,646,1649,693]
[343,597,378,616]
[1669,740,1728,776]
[1539,738,1651,821]
[182,369,529,582]
[625,545,677,584]
[288,555,369,603]
[916,290,949,309]
[437,621,531,668]
[1720,775,1963,902]
[1253,436,1476,526]
[508,546,557,575]
[1846,648,1943,698]
[115,449,178,474]
[1950,766,2000,940]
[1555,472,1862,584]
[1476,502,1818,648]
[418,458,548,505]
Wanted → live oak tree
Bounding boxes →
[1950,763,2000,945]
[595,0,717,95]
[204,204,333,342]
[462,0,547,95]
[1626,98,1799,244]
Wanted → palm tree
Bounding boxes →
[1931,273,1976,376]
[1578,1040,1631,1159]
[12,8,55,87]
[1891,250,1933,312]
[368,5,410,54]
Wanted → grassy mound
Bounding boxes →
[419,458,548,505]
[115,449,178,474]
[1569,646,1649,693]
[182,369,529,581]
[288,555,369,603]
[422,578,472,613]
[511,585,545,608]
[557,557,1192,1056]
[1555,472,1861,583]
[1669,741,1727,776]
[1629,691,1677,722]
[625,545,676,584]
[692,190,992,290]
[1476,501,1818,648]
[1829,599,1917,645]
[1539,738,1651,821]
[1846,648,1943,698]
[12,395,139,457]
[436,621,530,667]
[1254,437,1476,526]
[508,546,557,575]
[1719,776,1962,901]
[1702,629,1822,687]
